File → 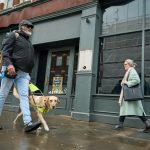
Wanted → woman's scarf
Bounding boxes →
[118,67,133,105]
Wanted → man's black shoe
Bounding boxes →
[24,121,41,132]
[0,125,3,130]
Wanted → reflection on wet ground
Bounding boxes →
[0,111,150,150]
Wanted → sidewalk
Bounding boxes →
[0,111,150,150]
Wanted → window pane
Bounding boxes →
[97,33,142,94]
[146,0,150,15]
[127,0,138,19]
[102,0,143,35]
[144,31,150,95]
[7,0,12,8]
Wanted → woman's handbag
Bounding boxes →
[123,84,144,101]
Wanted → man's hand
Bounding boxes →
[7,65,16,75]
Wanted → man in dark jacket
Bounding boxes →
[0,20,41,132]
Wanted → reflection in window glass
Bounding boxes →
[102,0,144,35]
[127,0,138,19]
[7,0,12,8]
[144,31,150,95]
[56,56,62,66]
[146,0,150,15]
[103,6,128,25]
[97,32,142,94]
[139,0,143,16]
[117,6,127,22]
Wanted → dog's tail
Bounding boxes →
[13,87,20,99]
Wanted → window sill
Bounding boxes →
[0,0,49,16]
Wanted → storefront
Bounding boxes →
[91,0,150,127]
[29,13,81,115]
[0,0,150,128]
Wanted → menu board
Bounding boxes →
[52,77,63,94]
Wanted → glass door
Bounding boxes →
[44,47,79,115]
[48,51,70,95]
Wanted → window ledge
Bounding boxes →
[0,0,49,16]
[13,1,31,8]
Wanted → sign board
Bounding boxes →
[52,77,63,94]
[78,49,93,71]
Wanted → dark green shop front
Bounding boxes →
[1,0,150,128]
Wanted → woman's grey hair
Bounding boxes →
[125,59,137,67]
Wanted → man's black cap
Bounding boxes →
[19,20,34,28]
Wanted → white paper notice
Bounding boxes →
[78,49,93,71]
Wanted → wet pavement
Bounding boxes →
[0,111,150,150]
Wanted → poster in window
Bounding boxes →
[56,56,62,66]
[52,77,63,94]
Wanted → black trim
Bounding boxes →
[101,0,134,8]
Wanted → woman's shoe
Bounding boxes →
[114,122,123,130]
[143,120,150,133]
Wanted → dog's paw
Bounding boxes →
[13,121,16,125]
[37,127,42,130]
[44,127,49,131]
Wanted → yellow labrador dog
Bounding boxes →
[13,87,60,131]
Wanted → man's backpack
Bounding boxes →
[0,32,19,72]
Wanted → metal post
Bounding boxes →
[141,0,146,94]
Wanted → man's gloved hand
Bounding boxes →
[5,65,17,79]
[7,65,16,75]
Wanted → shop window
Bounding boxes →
[97,32,143,94]
[102,0,144,35]
[144,30,150,95]
[146,0,150,29]
[98,31,150,95]
[100,0,150,95]
[146,0,150,15]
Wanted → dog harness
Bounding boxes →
[37,107,49,113]
[29,82,49,113]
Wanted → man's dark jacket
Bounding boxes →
[2,31,34,73]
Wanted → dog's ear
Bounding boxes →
[38,96,46,106]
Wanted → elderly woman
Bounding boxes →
[114,59,150,132]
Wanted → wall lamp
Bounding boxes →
[86,18,90,23]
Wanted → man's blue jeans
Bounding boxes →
[0,70,32,125]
